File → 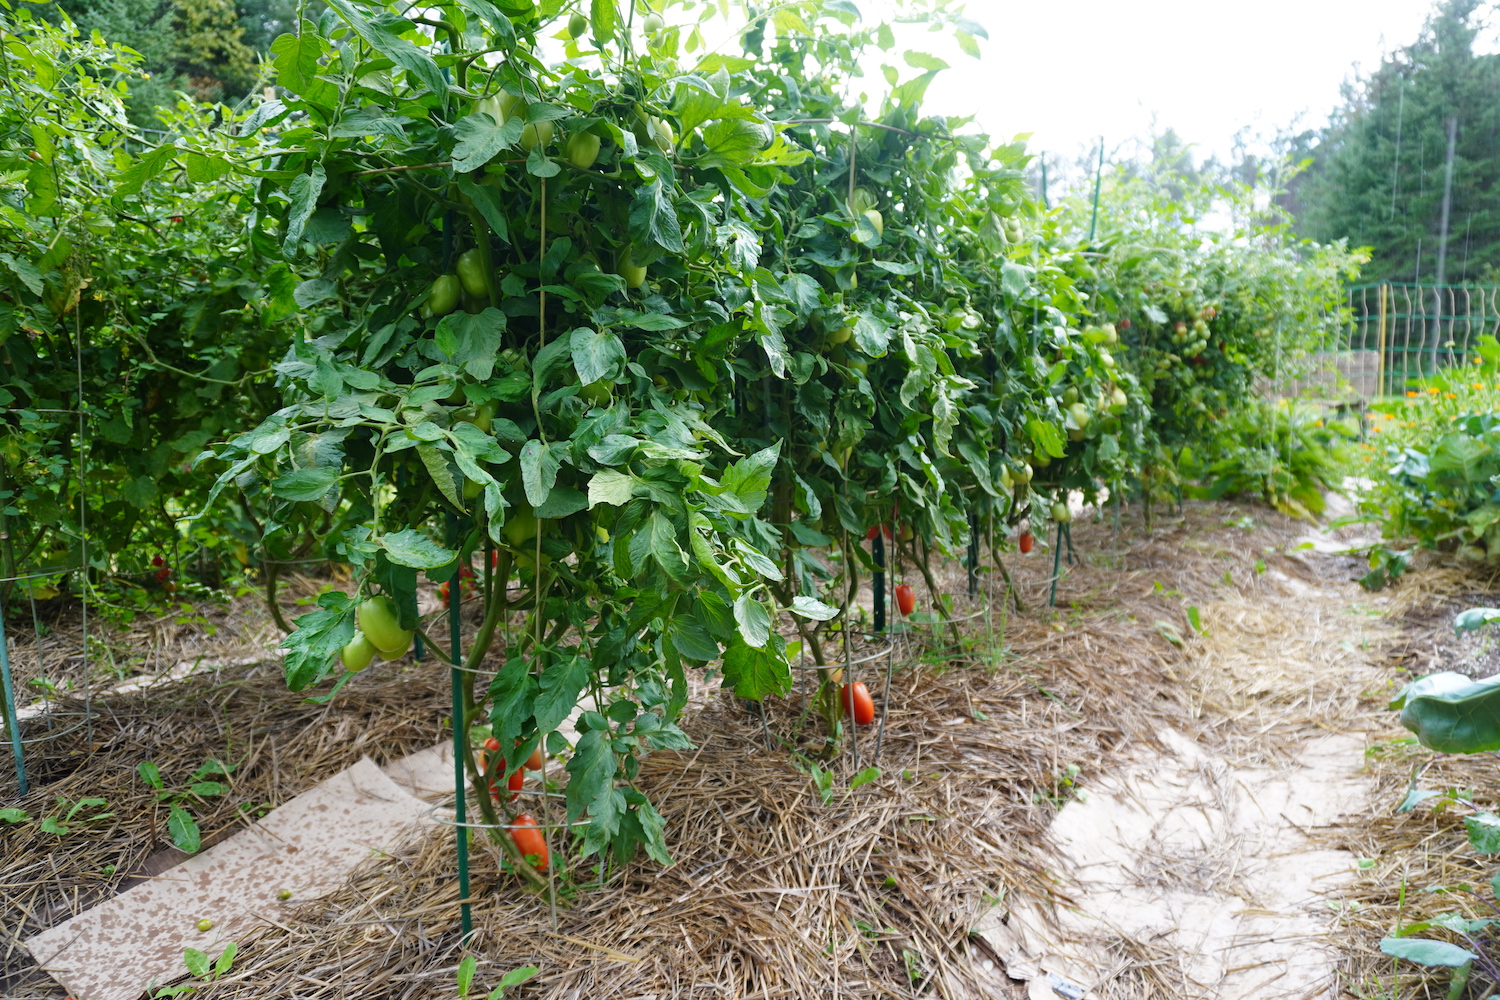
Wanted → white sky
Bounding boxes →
[866,0,1447,175]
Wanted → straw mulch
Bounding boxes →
[1325,570,1500,999]
[2,500,1350,999]
[0,657,453,998]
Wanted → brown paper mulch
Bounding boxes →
[3,500,1370,1000]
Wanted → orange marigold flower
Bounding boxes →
[1407,391,1419,398]
[1475,384,1485,390]
[1446,393,1457,399]
[1428,387,1441,394]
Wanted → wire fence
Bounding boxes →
[1323,283,1500,398]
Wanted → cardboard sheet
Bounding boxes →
[26,757,428,1000]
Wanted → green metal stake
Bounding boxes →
[1048,520,1064,608]
[0,604,25,795]
[1087,138,1105,244]
[448,522,472,943]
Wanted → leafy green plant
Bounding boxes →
[137,758,238,853]
[153,943,237,997]
[456,955,538,999]
[1186,401,1356,519]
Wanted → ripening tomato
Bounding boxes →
[895,584,915,617]
[518,741,544,770]
[841,681,875,726]
[1019,531,1034,554]
[483,737,501,753]
[510,813,548,868]
[864,524,893,542]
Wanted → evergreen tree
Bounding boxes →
[1289,0,1500,284]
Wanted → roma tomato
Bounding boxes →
[841,681,875,726]
[895,584,915,617]
[342,631,377,672]
[519,741,544,770]
[455,248,488,297]
[1019,531,1034,554]
[510,813,548,868]
[358,596,413,657]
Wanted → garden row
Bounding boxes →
[1,0,1360,869]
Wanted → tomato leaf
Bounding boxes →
[488,657,539,753]
[588,469,636,508]
[270,467,339,502]
[718,443,780,515]
[721,633,792,701]
[570,327,626,385]
[434,310,507,379]
[589,0,616,41]
[790,595,838,621]
[381,528,457,569]
[281,165,326,258]
[280,597,356,691]
[520,440,561,508]
[324,0,448,99]
[564,728,618,823]
[534,653,590,735]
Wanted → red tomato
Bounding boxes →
[864,525,893,542]
[151,556,164,567]
[1019,532,1034,554]
[841,681,875,726]
[1119,318,1131,330]
[510,813,548,868]
[895,584,915,616]
[154,568,171,582]
[865,525,878,541]
[483,737,501,752]
[506,768,524,801]
[439,581,451,605]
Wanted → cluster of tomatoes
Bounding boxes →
[437,565,479,608]
[151,555,176,594]
[479,736,549,868]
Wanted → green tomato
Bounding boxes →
[642,11,664,34]
[474,92,516,124]
[566,130,601,169]
[342,631,376,672]
[650,116,675,153]
[424,274,461,318]
[1032,450,1052,469]
[1051,500,1072,524]
[520,120,554,151]
[358,595,412,657]
[1014,461,1033,484]
[568,10,588,37]
[581,379,613,407]
[456,249,488,298]
[619,250,647,289]
[863,208,883,238]
[456,399,497,433]
[502,510,538,547]
[850,187,876,213]
[1062,386,1079,405]
[1110,387,1129,413]
[827,324,853,347]
[999,466,1014,491]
